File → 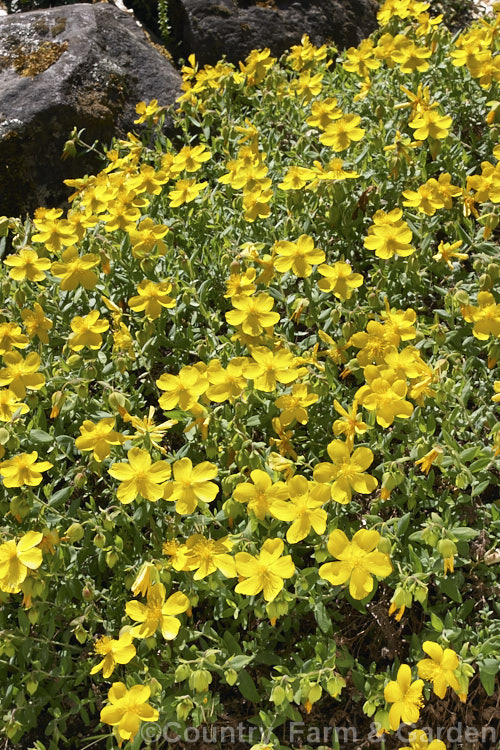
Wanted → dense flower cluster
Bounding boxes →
[0,0,498,746]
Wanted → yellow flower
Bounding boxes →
[21,303,53,344]
[278,166,315,190]
[332,400,368,448]
[239,48,276,85]
[234,538,295,601]
[318,330,348,364]
[90,633,136,678]
[313,158,359,184]
[415,11,443,36]
[179,534,236,579]
[286,33,327,72]
[356,367,414,428]
[68,311,109,351]
[403,729,447,750]
[0,352,45,399]
[233,469,289,520]
[243,347,301,392]
[157,365,208,411]
[461,291,500,339]
[0,531,43,593]
[384,664,425,731]
[392,41,432,73]
[271,475,329,543]
[51,247,100,290]
[319,528,392,599]
[124,406,177,454]
[128,279,176,320]
[108,447,171,504]
[163,457,218,514]
[432,240,468,269]
[320,114,365,151]
[131,561,158,597]
[0,452,52,487]
[381,302,417,341]
[127,218,169,259]
[415,447,443,475]
[313,440,377,503]
[100,682,159,743]
[128,164,169,195]
[3,247,51,282]
[402,181,446,216]
[75,418,125,462]
[306,97,343,130]
[0,388,29,422]
[32,210,79,253]
[275,383,318,426]
[408,109,452,140]
[101,194,142,232]
[317,262,364,299]
[467,161,500,203]
[172,144,212,174]
[417,641,461,699]
[343,39,381,77]
[225,293,280,336]
[168,178,208,207]
[364,220,415,259]
[348,320,400,366]
[289,70,323,101]
[273,235,325,277]
[242,188,273,221]
[270,417,297,460]
[206,357,248,403]
[126,582,190,639]
[224,268,257,298]
[134,98,164,123]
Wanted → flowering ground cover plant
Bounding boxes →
[0,0,500,747]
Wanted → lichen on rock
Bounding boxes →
[0,39,68,77]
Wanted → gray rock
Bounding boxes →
[0,2,181,217]
[167,0,378,67]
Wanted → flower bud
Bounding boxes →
[106,550,119,568]
[437,539,457,558]
[65,523,84,543]
[271,685,286,705]
[82,584,94,601]
[308,684,322,704]
[176,698,194,722]
[190,668,212,693]
[225,668,238,686]
[327,675,345,697]
[93,532,106,549]
[479,273,493,290]
[377,537,392,554]
[14,289,26,307]
[174,664,190,682]
[454,290,469,306]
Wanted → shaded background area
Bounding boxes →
[2,0,479,49]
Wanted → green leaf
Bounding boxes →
[430,612,444,632]
[314,601,332,634]
[29,429,52,446]
[397,512,411,536]
[439,578,462,603]
[237,670,261,703]
[479,660,499,696]
[48,486,73,508]
[225,655,254,671]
